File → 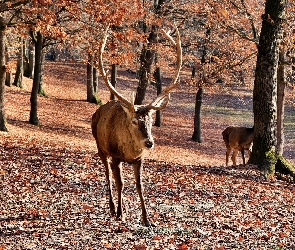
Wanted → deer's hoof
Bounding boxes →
[143,219,155,227]
[116,215,125,222]
[110,208,116,217]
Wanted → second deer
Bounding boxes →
[222,126,254,166]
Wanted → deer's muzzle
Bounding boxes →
[145,139,154,149]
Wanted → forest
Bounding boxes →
[0,0,295,249]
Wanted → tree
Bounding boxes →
[5,46,12,87]
[134,27,157,105]
[153,64,162,127]
[134,0,166,105]
[0,17,7,131]
[110,64,117,101]
[191,87,203,142]
[0,0,30,131]
[23,40,35,79]
[276,44,286,155]
[19,1,80,126]
[29,31,43,126]
[86,54,101,104]
[13,37,24,88]
[249,0,295,179]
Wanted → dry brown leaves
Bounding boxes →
[0,62,294,249]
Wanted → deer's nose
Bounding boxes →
[145,140,154,149]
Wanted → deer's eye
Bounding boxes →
[132,118,139,126]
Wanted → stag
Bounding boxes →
[222,126,254,166]
[91,25,182,226]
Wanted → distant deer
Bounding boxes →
[91,25,182,226]
[222,126,254,166]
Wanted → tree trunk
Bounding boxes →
[29,31,42,126]
[87,55,94,102]
[192,87,203,142]
[110,64,117,100]
[191,67,196,79]
[93,66,98,93]
[5,47,12,87]
[38,51,46,96]
[276,48,286,155]
[13,38,23,88]
[134,0,165,105]
[248,0,293,178]
[24,41,35,79]
[191,27,209,143]
[154,66,162,127]
[134,28,156,105]
[0,18,7,131]
[86,55,100,104]
[135,47,154,105]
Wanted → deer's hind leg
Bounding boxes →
[99,152,116,216]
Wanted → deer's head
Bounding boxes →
[98,25,182,151]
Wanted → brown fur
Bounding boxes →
[93,25,182,227]
[222,126,254,166]
[92,100,155,226]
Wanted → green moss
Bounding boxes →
[275,155,295,183]
[38,87,47,97]
[259,150,295,183]
[94,94,102,106]
[260,150,277,178]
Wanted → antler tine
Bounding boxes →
[98,25,135,112]
[147,26,182,110]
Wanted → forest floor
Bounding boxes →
[0,62,295,249]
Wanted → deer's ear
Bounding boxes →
[131,117,139,126]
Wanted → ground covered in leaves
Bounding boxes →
[0,62,295,249]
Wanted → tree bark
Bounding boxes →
[5,47,12,87]
[276,48,286,155]
[87,54,94,102]
[134,0,165,105]
[93,66,98,93]
[38,51,46,96]
[154,66,162,127]
[135,49,154,104]
[191,87,203,142]
[110,64,117,101]
[248,0,294,178]
[29,31,43,126]
[134,27,157,105]
[13,37,23,88]
[24,41,35,79]
[0,17,7,131]
[87,54,101,104]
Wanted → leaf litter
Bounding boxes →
[0,62,294,249]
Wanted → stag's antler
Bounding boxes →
[98,25,182,112]
[98,25,135,112]
[146,26,182,110]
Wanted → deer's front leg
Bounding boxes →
[132,159,151,227]
[102,158,116,216]
[111,158,124,221]
[225,146,231,166]
[241,149,246,166]
[231,149,238,166]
